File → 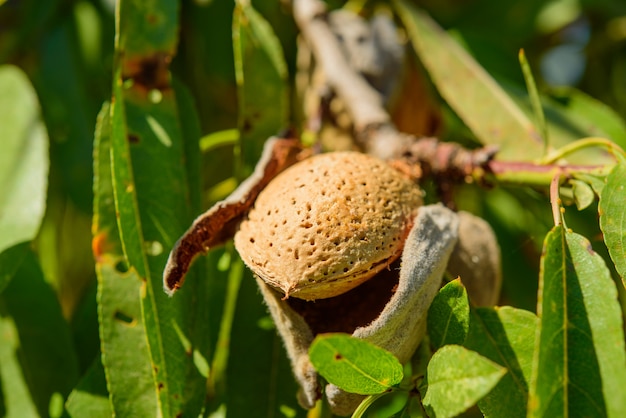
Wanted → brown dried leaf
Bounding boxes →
[163,137,304,295]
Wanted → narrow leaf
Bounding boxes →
[93,103,158,416]
[599,161,626,286]
[422,345,506,418]
[394,0,543,161]
[570,179,595,210]
[111,0,209,415]
[519,49,548,152]
[0,315,38,418]
[463,306,537,418]
[225,5,301,416]
[309,333,404,395]
[427,279,470,349]
[233,1,289,173]
[529,226,626,417]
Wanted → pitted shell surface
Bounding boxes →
[234,151,422,300]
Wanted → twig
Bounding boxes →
[293,0,390,133]
[550,174,563,227]
[292,0,615,194]
[292,0,493,173]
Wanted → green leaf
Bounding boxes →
[0,242,28,295]
[93,103,158,416]
[110,79,209,416]
[573,172,606,197]
[200,128,240,153]
[394,1,543,161]
[529,226,626,417]
[309,333,404,395]
[599,161,626,286]
[0,313,39,418]
[427,279,470,349]
[0,65,49,291]
[389,394,424,418]
[422,345,506,418]
[110,1,209,415]
[233,1,289,173]
[519,49,548,151]
[116,0,178,60]
[65,358,112,418]
[0,249,79,417]
[225,269,304,417]
[570,179,595,210]
[463,307,537,418]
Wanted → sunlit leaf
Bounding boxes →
[422,345,506,418]
[427,279,470,349]
[529,226,626,417]
[0,65,49,292]
[394,0,543,161]
[309,333,404,395]
[233,1,289,173]
[110,1,209,415]
[93,103,158,416]
[225,4,300,416]
[519,49,548,151]
[0,315,38,418]
[599,161,626,286]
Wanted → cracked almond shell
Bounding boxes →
[234,151,422,300]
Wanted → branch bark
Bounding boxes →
[292,0,492,174]
[292,0,613,191]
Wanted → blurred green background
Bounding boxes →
[1,0,625,415]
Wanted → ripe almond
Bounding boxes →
[234,151,422,300]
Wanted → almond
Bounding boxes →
[234,151,422,300]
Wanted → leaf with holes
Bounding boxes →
[529,226,626,417]
[428,279,470,349]
[233,1,289,173]
[93,103,158,416]
[309,333,403,395]
[422,345,506,418]
[599,160,626,287]
[110,0,209,414]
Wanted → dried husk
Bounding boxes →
[259,204,460,415]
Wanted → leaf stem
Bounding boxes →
[207,248,244,399]
[351,391,390,418]
[486,160,611,188]
[538,137,626,165]
[519,49,548,155]
[550,174,563,227]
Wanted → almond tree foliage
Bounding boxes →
[1,0,626,417]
